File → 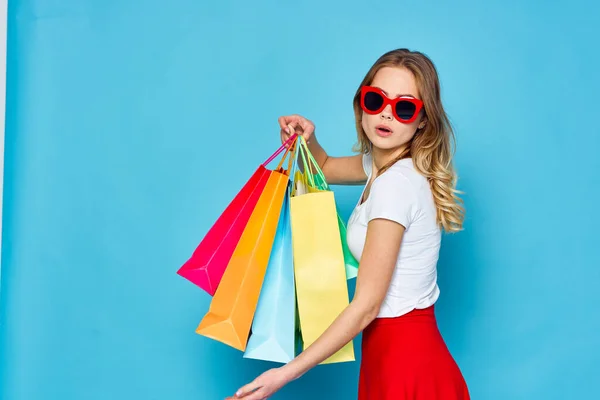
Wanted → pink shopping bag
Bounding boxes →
[177,134,298,295]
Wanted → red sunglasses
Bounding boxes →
[360,86,424,124]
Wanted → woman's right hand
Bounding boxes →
[278,114,315,145]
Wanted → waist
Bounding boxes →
[369,304,436,327]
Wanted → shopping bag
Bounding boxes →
[243,186,297,363]
[311,171,359,280]
[290,137,355,364]
[295,147,359,279]
[196,137,298,351]
[177,134,298,296]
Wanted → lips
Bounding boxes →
[375,124,393,137]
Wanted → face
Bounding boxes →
[361,66,426,152]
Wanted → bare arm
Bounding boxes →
[281,218,403,380]
[304,135,367,185]
[279,115,368,185]
[233,218,404,399]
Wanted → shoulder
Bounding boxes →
[387,158,427,189]
[373,158,426,195]
[366,160,422,229]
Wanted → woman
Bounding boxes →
[230,48,470,399]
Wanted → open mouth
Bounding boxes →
[376,125,393,136]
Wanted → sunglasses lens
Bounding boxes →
[395,100,417,120]
[363,91,384,112]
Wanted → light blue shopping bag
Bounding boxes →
[243,186,298,363]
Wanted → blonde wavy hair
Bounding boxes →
[352,48,465,233]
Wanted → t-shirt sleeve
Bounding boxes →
[366,170,418,229]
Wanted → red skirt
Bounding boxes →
[358,305,470,400]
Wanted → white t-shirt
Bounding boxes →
[346,152,441,318]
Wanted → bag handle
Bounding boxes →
[262,133,298,166]
[289,136,303,195]
[282,136,298,174]
[297,136,328,189]
[288,137,301,177]
[296,137,313,187]
[272,134,298,175]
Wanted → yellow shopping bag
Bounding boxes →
[294,154,359,280]
[290,137,355,364]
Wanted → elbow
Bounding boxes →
[354,299,381,328]
[364,306,380,325]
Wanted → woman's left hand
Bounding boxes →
[227,367,292,400]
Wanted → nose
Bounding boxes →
[380,105,393,121]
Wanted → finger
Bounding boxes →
[278,116,301,133]
[286,124,297,138]
[245,388,267,400]
[279,115,306,134]
[299,119,314,137]
[235,382,261,398]
[278,116,290,132]
[286,115,310,132]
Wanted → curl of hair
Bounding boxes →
[352,48,465,233]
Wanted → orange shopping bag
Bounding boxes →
[195,137,298,351]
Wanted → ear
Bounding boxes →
[418,116,427,130]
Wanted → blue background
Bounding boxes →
[1,0,599,399]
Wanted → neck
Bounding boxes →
[371,144,409,173]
